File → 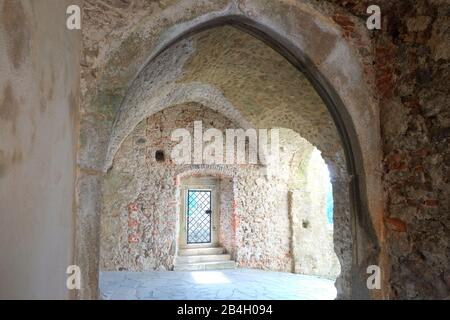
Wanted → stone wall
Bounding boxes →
[234,173,292,271]
[326,0,450,299]
[290,150,341,278]
[379,0,450,300]
[100,103,336,275]
[99,103,258,270]
[218,177,236,258]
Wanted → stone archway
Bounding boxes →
[77,0,384,300]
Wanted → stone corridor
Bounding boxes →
[100,269,337,300]
[1,0,449,300]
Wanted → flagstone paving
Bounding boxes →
[100,269,337,300]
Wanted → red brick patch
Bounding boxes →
[385,217,407,232]
[423,199,438,208]
[127,202,139,213]
[386,152,407,171]
[128,219,140,228]
[332,14,355,28]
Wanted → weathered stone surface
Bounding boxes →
[106,26,343,170]
[323,0,450,300]
[290,151,341,279]
[375,0,449,300]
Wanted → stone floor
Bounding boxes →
[100,269,337,300]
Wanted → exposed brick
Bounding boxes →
[385,217,407,232]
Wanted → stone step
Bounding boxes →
[174,260,236,271]
[178,247,224,256]
[176,254,231,264]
